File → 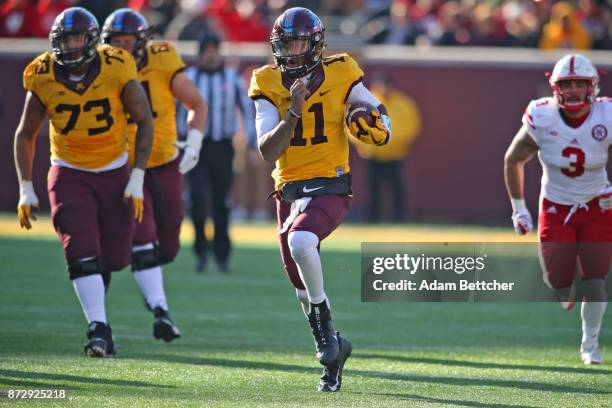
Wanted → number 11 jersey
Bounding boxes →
[23,45,137,170]
[522,97,612,205]
[248,53,364,189]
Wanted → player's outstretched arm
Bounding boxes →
[504,126,538,234]
[172,72,208,174]
[14,91,46,229]
[258,79,307,163]
[121,80,153,222]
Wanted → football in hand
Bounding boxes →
[345,102,379,138]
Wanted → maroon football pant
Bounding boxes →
[47,164,133,272]
[133,156,184,265]
[538,197,612,289]
[276,195,352,290]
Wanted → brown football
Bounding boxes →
[345,102,378,138]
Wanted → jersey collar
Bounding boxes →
[280,62,324,100]
[53,53,101,96]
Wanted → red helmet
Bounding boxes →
[549,54,600,112]
[270,7,325,78]
[102,8,151,59]
[49,7,99,69]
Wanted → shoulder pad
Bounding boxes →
[23,52,52,90]
[595,97,612,122]
[98,45,130,65]
[148,41,174,55]
[524,97,556,129]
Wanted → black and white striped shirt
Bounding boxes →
[177,64,256,146]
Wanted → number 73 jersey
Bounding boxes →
[248,54,364,189]
[23,45,137,170]
[523,97,612,205]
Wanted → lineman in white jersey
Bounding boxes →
[505,54,612,365]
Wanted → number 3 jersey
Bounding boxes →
[522,97,612,205]
[248,54,364,189]
[23,45,137,170]
[127,41,186,168]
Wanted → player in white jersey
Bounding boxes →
[504,54,612,365]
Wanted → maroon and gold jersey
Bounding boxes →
[23,45,137,169]
[127,41,186,168]
[248,54,364,189]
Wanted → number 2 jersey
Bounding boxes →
[522,97,612,205]
[248,54,364,189]
[23,45,137,170]
[127,41,186,168]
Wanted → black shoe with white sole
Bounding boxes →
[319,333,352,392]
[84,321,116,358]
[153,307,181,342]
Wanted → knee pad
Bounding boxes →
[288,231,319,259]
[68,257,103,280]
[131,243,160,271]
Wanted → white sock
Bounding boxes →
[581,301,607,346]
[296,289,309,317]
[73,274,107,324]
[134,265,168,311]
[288,230,327,305]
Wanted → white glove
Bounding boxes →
[510,198,533,235]
[17,180,39,229]
[598,186,612,211]
[175,128,203,174]
[124,168,145,223]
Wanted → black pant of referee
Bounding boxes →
[188,138,234,272]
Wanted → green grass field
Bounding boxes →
[0,220,610,407]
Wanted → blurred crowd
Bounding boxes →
[0,0,610,49]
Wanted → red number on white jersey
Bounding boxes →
[561,146,585,178]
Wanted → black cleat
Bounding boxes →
[153,307,181,342]
[84,322,116,358]
[319,333,352,392]
[308,302,338,366]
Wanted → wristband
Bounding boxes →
[288,108,301,119]
[511,198,527,212]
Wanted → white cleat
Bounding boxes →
[581,343,604,365]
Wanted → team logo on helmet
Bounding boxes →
[592,124,608,141]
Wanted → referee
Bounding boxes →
[178,32,256,273]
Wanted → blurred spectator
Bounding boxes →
[0,0,38,37]
[76,0,126,26]
[354,73,421,222]
[502,1,541,48]
[369,0,420,45]
[165,0,211,40]
[205,0,268,42]
[576,0,612,49]
[34,0,75,38]
[539,1,591,49]
[424,1,469,46]
[128,0,180,35]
